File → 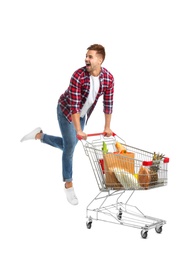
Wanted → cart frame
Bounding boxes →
[80,133,169,238]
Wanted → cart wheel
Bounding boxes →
[141,230,148,239]
[117,213,122,220]
[86,222,92,229]
[117,208,123,220]
[155,226,163,234]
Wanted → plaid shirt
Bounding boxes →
[58,66,114,123]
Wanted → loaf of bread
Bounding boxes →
[115,142,126,153]
[138,166,151,189]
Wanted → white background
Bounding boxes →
[0,0,190,259]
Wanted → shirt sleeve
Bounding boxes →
[103,76,114,114]
[68,71,82,114]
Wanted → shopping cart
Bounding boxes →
[80,133,169,238]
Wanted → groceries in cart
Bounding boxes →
[81,133,169,237]
[100,141,168,190]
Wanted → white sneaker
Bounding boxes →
[20,127,42,142]
[64,187,78,205]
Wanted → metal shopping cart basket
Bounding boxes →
[80,132,169,239]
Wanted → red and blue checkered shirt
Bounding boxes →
[58,66,114,123]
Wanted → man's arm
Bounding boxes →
[104,113,113,136]
[71,113,87,139]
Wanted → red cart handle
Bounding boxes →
[77,132,116,140]
[87,132,116,137]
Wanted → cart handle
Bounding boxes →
[87,132,116,137]
[77,132,116,140]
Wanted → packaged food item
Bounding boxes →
[138,166,151,189]
[113,168,140,189]
[115,142,126,153]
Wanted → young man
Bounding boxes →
[21,44,114,205]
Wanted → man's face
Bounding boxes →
[85,50,103,76]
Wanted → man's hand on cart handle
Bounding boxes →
[103,128,113,137]
[76,130,87,140]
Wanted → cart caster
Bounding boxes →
[86,222,92,229]
[141,230,148,239]
[155,226,163,234]
[86,217,92,229]
[117,208,123,220]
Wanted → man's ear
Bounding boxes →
[99,57,103,64]
[97,53,103,64]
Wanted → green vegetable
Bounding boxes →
[102,141,108,154]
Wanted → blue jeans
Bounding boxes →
[41,104,86,182]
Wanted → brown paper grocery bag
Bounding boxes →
[105,168,122,188]
[103,152,135,188]
[104,152,135,173]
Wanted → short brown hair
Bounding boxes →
[87,44,106,62]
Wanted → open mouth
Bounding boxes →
[86,63,91,68]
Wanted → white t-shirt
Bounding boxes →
[80,75,100,117]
